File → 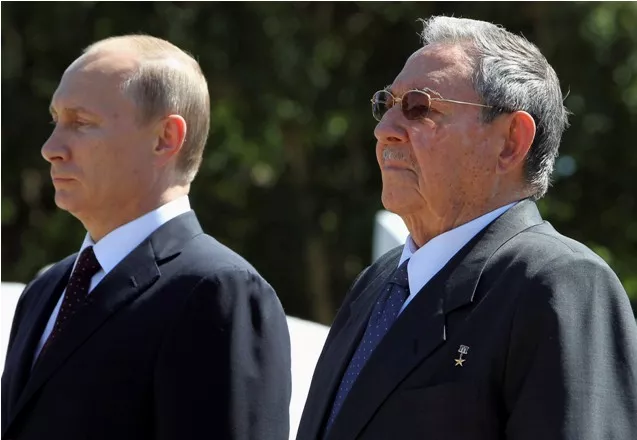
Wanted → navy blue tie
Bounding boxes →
[325,259,410,432]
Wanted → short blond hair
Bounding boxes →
[85,35,210,184]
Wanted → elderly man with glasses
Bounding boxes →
[297,15,637,440]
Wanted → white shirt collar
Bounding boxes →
[398,202,516,306]
[77,195,191,275]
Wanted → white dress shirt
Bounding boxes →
[398,202,516,313]
[33,196,192,363]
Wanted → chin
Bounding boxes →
[381,191,408,215]
[381,186,425,217]
[54,191,84,216]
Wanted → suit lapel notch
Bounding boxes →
[441,253,496,316]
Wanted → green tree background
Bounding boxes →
[2,2,636,323]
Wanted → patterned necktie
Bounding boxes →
[325,259,410,432]
[38,246,101,358]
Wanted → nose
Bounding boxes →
[41,127,69,164]
[373,108,409,145]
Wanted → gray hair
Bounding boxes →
[420,16,570,199]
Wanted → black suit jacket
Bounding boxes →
[2,211,291,440]
[297,200,637,440]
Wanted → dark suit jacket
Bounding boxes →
[2,211,291,440]
[297,200,637,440]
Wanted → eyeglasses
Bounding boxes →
[370,88,493,122]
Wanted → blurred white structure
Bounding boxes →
[372,210,409,261]
[0,282,25,373]
[286,316,329,438]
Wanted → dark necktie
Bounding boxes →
[38,246,101,358]
[325,259,410,432]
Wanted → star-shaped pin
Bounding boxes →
[454,357,465,367]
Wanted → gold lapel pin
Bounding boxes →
[454,345,470,367]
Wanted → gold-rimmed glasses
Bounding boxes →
[371,88,493,122]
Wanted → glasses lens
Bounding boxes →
[402,90,431,120]
[371,90,393,121]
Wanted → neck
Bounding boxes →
[402,191,525,249]
[81,185,189,243]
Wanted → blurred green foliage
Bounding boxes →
[2,2,636,322]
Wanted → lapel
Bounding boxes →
[7,211,204,431]
[326,200,544,440]
[301,250,401,440]
[3,256,74,418]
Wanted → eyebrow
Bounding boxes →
[384,84,445,99]
[49,105,100,118]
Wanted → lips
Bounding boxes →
[51,173,74,183]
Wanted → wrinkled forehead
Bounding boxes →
[51,51,139,114]
[389,43,476,99]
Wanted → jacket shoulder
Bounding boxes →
[176,233,263,278]
[490,222,630,322]
[495,222,618,280]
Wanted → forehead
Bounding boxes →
[50,51,138,115]
[390,43,476,98]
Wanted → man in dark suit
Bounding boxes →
[2,35,291,440]
[297,15,637,440]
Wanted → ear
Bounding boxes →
[496,110,536,175]
[154,114,187,164]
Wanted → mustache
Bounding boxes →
[382,148,411,162]
[380,146,421,173]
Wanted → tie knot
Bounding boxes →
[389,259,409,290]
[73,246,101,280]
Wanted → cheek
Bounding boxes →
[410,124,487,190]
[409,126,452,181]
[84,135,131,187]
[69,137,105,177]
[459,126,497,177]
